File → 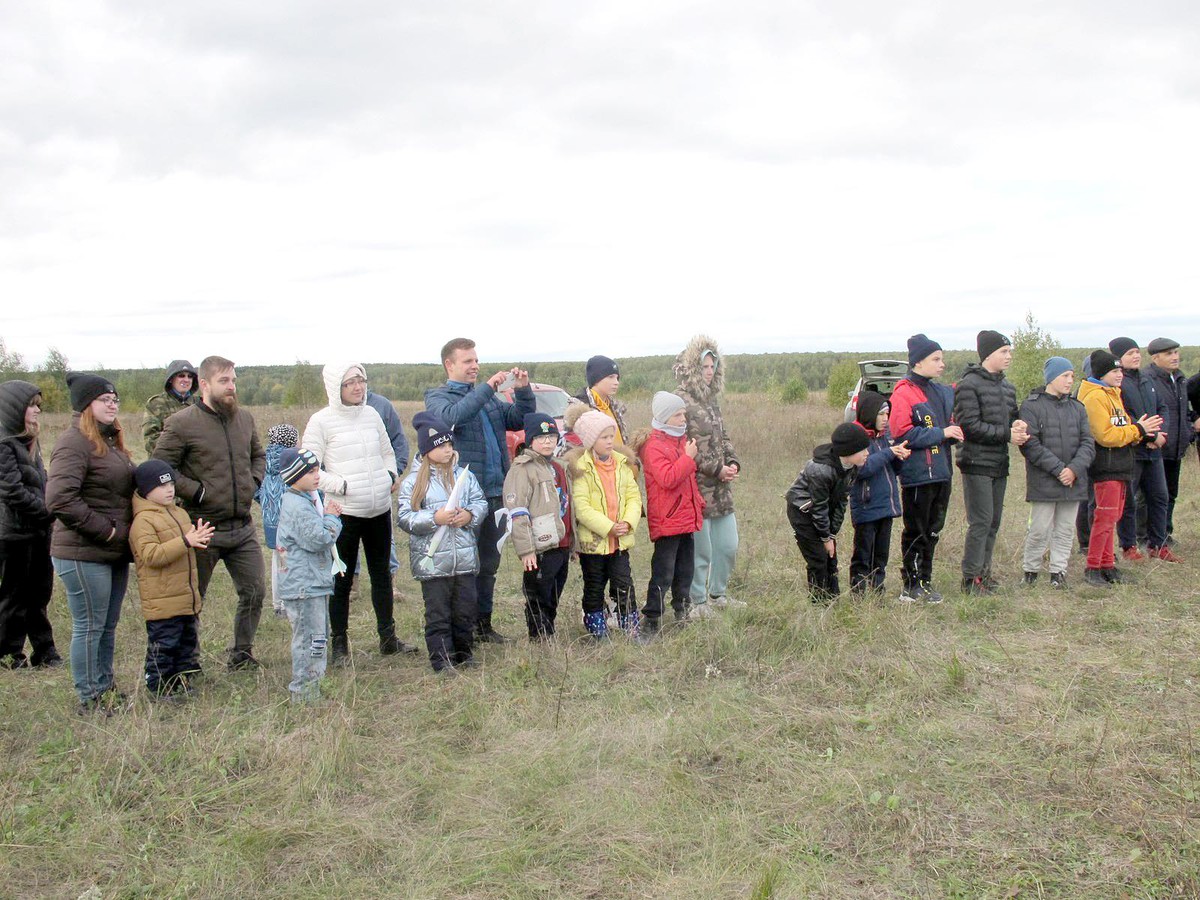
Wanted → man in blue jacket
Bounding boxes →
[424,338,535,642]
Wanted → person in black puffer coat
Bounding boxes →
[0,381,60,669]
[953,331,1028,594]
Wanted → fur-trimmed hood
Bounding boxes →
[674,334,725,402]
[562,444,638,478]
[563,398,590,431]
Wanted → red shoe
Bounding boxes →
[1122,547,1146,562]
[1151,546,1182,563]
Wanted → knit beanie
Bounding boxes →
[977,330,1011,362]
[267,423,299,447]
[1108,337,1139,360]
[279,448,319,486]
[412,411,454,456]
[854,390,888,431]
[574,410,616,449]
[830,422,871,458]
[67,372,117,413]
[1089,350,1119,380]
[586,355,620,387]
[651,391,685,424]
[1043,357,1074,385]
[907,334,942,368]
[1147,337,1180,355]
[523,412,559,440]
[134,460,176,498]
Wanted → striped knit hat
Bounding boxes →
[280,448,319,486]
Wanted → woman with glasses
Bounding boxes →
[46,373,135,714]
[302,363,416,665]
[0,381,61,669]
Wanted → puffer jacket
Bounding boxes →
[849,434,903,525]
[301,363,397,518]
[637,429,704,541]
[1145,364,1195,461]
[888,373,957,486]
[152,402,265,525]
[1018,388,1095,503]
[46,416,135,563]
[673,335,740,518]
[786,443,857,541]
[953,364,1018,477]
[141,360,197,455]
[1118,367,1168,461]
[501,449,571,558]
[255,443,288,549]
[424,380,535,498]
[276,489,344,600]
[396,463,488,580]
[129,493,202,620]
[1078,379,1146,482]
[564,446,641,554]
[367,390,411,474]
[0,380,51,542]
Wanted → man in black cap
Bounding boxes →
[1145,337,1198,543]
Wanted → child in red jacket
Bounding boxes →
[635,392,705,635]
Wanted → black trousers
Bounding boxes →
[642,533,694,620]
[475,496,504,620]
[331,511,394,638]
[1076,480,1095,551]
[900,481,952,589]
[1163,457,1182,538]
[787,507,839,599]
[578,551,636,617]
[850,517,893,592]
[421,575,476,671]
[0,535,55,663]
[522,546,570,638]
[145,615,200,693]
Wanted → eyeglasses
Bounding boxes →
[97,396,121,406]
[341,377,367,388]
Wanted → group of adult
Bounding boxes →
[0,336,743,712]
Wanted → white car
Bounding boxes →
[843,359,907,422]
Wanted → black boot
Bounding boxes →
[476,615,510,644]
[379,626,418,655]
[330,633,350,668]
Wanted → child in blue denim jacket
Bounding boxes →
[275,448,342,702]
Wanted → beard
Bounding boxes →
[212,393,239,419]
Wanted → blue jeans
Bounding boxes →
[53,558,129,703]
[1118,456,1169,550]
[284,595,329,700]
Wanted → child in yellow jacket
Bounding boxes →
[564,411,642,640]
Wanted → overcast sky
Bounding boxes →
[3,1,1199,370]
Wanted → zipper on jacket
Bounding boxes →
[169,510,201,614]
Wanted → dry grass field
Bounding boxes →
[2,394,1199,898]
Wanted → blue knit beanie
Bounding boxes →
[1043,356,1073,385]
[907,334,942,368]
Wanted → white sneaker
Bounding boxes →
[688,603,717,620]
[709,595,747,609]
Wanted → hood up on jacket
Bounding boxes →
[674,334,725,402]
[162,360,197,394]
[322,362,366,409]
[0,380,42,439]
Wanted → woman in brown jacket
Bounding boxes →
[46,373,135,714]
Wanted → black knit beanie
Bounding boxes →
[134,460,176,498]
[1089,350,1119,380]
[66,372,117,413]
[586,355,619,387]
[907,334,942,368]
[831,422,871,457]
[1108,337,1138,360]
[977,330,1011,362]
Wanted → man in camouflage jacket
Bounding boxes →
[142,360,197,455]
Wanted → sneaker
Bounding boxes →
[227,651,263,672]
[709,595,747,609]
[1121,547,1146,562]
[1023,572,1038,586]
[1049,572,1068,590]
[1150,546,1182,563]
[687,603,717,620]
[1,653,30,670]
[1083,568,1111,587]
[961,577,992,596]
[920,583,944,604]
[898,585,920,603]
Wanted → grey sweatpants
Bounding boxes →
[1022,501,1078,575]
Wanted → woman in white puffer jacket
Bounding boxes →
[302,363,416,663]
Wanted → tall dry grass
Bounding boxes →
[2,396,1199,898]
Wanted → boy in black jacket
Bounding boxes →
[786,424,871,602]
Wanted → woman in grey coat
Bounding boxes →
[1018,358,1095,587]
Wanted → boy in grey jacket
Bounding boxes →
[276,449,342,701]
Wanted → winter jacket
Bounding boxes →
[46,416,135,563]
[129,493,202,620]
[423,380,535,498]
[674,335,741,518]
[573,387,630,447]
[501,449,571,558]
[786,443,857,541]
[396,464,488,580]
[1145,364,1195,461]
[888,373,957,486]
[0,380,51,542]
[367,391,411,475]
[953,364,1018,477]
[1018,388,1095,503]
[152,402,265,525]
[637,429,704,542]
[141,360,197,455]
[276,489,344,600]
[301,363,398,519]
[1078,379,1145,482]
[1118,368,1169,461]
[849,435,903,525]
[255,443,288,549]
[564,446,642,554]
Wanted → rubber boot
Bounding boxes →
[476,615,510,644]
[583,610,608,641]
